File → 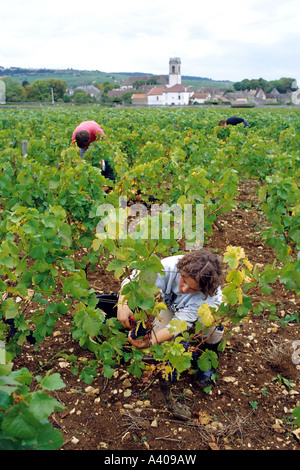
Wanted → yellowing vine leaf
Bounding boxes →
[244,258,253,271]
[237,287,243,304]
[224,245,246,269]
[226,269,245,285]
[92,238,102,251]
[197,303,214,326]
[168,319,188,334]
[152,301,168,317]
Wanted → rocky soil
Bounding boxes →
[14,180,300,452]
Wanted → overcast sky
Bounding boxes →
[1,0,299,83]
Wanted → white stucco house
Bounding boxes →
[132,58,194,106]
[164,83,193,106]
[292,80,300,105]
[147,86,166,106]
[0,80,5,104]
[147,82,192,106]
[190,92,211,104]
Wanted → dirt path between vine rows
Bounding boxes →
[15,179,300,451]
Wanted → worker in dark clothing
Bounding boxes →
[219,117,249,127]
[99,159,115,192]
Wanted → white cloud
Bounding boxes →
[0,0,299,81]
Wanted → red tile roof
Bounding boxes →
[147,87,166,96]
[166,84,191,92]
[192,92,209,99]
[132,94,147,99]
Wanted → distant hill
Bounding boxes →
[0,67,233,90]
[0,67,123,87]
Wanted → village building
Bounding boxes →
[0,80,5,104]
[231,98,248,106]
[267,88,281,101]
[254,88,267,102]
[190,92,211,104]
[131,93,148,105]
[132,58,195,106]
[147,83,193,106]
[292,86,300,105]
[120,75,168,89]
[218,95,231,105]
[66,84,101,99]
[168,57,181,87]
[107,89,131,100]
[147,86,166,106]
[75,85,101,99]
[223,90,251,104]
[120,59,300,108]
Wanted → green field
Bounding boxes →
[0,106,299,449]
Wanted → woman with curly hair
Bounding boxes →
[121,250,224,348]
[97,249,224,388]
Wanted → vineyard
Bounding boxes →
[0,106,299,451]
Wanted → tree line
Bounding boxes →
[233,77,297,94]
[1,77,68,102]
[0,77,127,104]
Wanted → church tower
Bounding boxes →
[168,57,181,87]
